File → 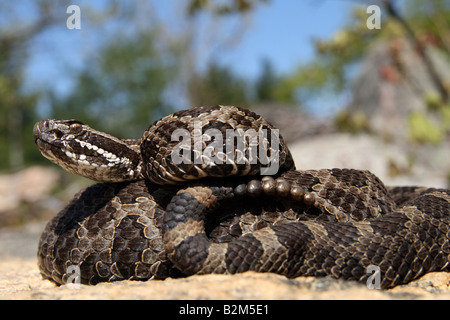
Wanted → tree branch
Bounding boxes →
[382,0,449,102]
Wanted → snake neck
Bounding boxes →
[33,119,143,182]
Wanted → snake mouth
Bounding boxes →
[34,137,67,165]
[33,120,59,148]
[33,121,62,158]
[33,121,54,157]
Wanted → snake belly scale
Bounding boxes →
[34,105,450,289]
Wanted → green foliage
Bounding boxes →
[0,74,39,170]
[273,62,331,104]
[0,29,40,170]
[276,7,389,104]
[408,90,450,144]
[407,111,445,144]
[276,1,450,106]
[404,0,450,48]
[188,62,249,107]
[187,0,268,16]
[335,109,370,134]
[425,90,443,111]
[0,0,123,170]
[50,31,180,139]
[3,0,450,172]
[255,59,278,102]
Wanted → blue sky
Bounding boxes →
[218,0,355,77]
[24,0,368,116]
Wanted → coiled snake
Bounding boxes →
[34,105,450,289]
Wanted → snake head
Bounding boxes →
[33,119,142,182]
[34,119,83,141]
[33,119,84,161]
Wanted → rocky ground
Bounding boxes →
[1,132,449,300]
[1,220,449,300]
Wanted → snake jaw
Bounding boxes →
[33,119,142,182]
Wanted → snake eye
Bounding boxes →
[67,120,83,133]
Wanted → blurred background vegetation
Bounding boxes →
[1,0,450,172]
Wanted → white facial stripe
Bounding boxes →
[70,138,132,168]
[77,159,91,166]
[65,150,74,159]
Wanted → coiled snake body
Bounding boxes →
[34,105,450,289]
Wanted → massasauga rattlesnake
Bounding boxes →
[34,105,450,289]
